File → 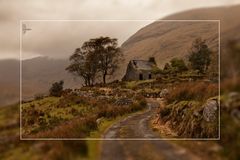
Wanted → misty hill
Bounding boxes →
[0,57,80,106]
[118,5,240,78]
[22,57,80,98]
[0,59,20,106]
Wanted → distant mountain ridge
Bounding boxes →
[0,57,80,106]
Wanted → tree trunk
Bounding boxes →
[84,79,87,86]
[87,77,90,86]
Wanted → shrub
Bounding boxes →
[160,107,171,118]
[129,98,147,112]
[149,57,157,64]
[152,66,163,74]
[49,80,64,97]
[94,96,146,119]
[170,58,188,73]
[164,63,171,70]
[32,116,98,138]
[188,38,211,73]
[166,81,218,103]
[129,103,141,112]
[139,99,147,108]
[58,94,88,108]
[160,100,218,138]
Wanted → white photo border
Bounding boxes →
[19,19,221,141]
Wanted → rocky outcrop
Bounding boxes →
[203,99,218,122]
[159,98,219,138]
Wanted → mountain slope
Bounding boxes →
[22,57,81,99]
[122,21,218,65]
[119,5,240,78]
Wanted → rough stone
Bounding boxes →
[203,99,218,122]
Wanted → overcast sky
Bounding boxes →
[0,0,240,60]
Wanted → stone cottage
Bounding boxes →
[122,59,157,81]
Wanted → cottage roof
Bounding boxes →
[131,60,155,70]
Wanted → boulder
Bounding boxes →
[203,99,218,122]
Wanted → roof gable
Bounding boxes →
[131,60,155,70]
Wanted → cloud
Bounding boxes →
[21,20,149,59]
[0,0,239,59]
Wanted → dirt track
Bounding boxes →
[100,100,201,160]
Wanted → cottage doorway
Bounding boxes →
[149,74,152,79]
[139,74,143,80]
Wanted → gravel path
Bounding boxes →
[100,100,201,160]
